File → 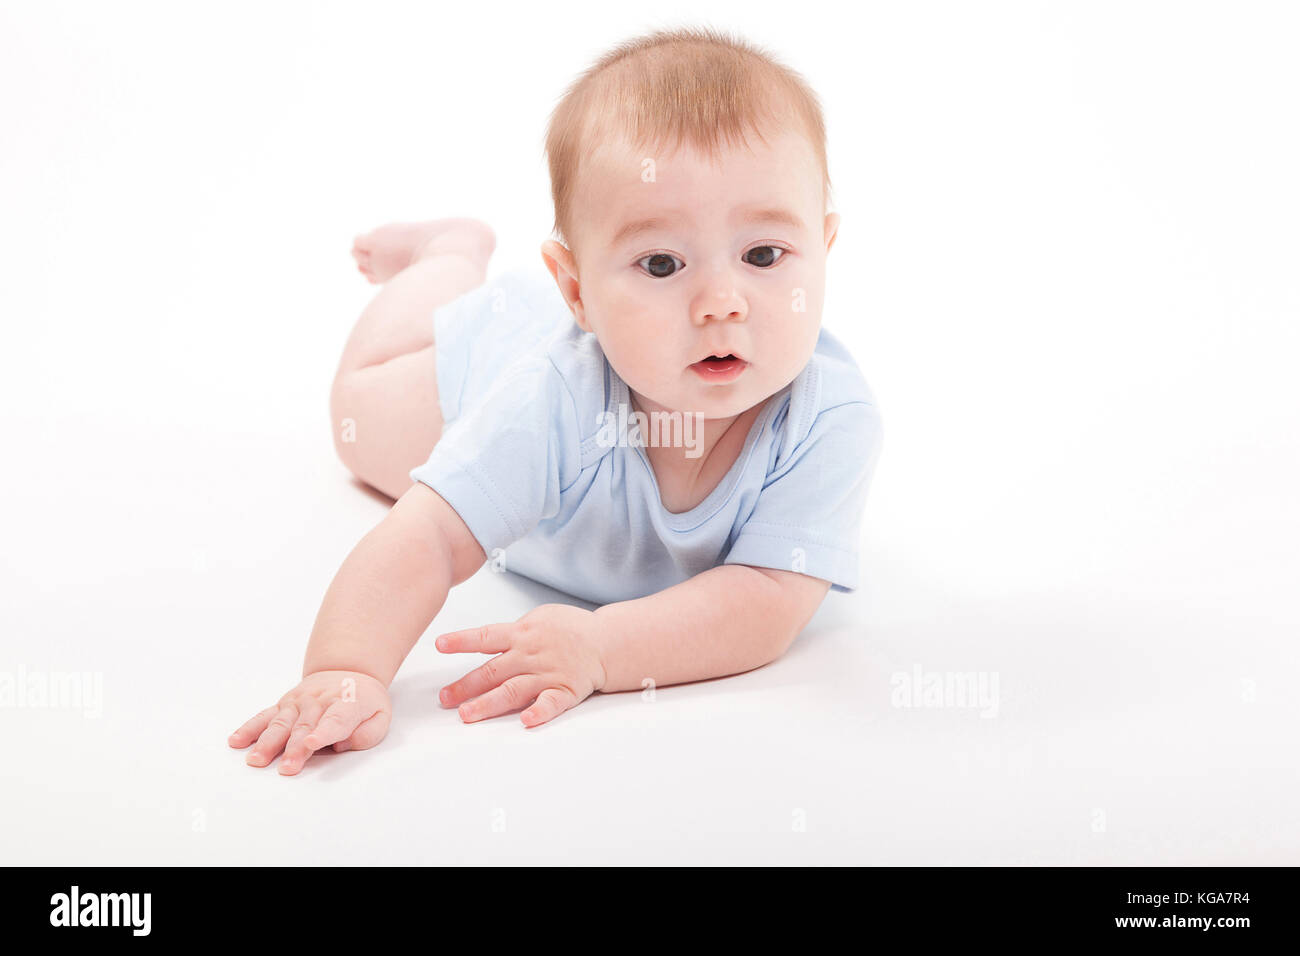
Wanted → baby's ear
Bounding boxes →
[824,213,841,255]
[540,240,590,331]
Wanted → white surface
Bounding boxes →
[2,1,1297,865]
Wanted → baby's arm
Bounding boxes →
[228,483,484,773]
[435,565,830,726]
[301,483,484,683]
[594,565,831,691]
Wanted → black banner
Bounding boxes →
[4,866,1289,943]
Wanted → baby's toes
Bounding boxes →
[352,246,376,282]
[351,234,370,263]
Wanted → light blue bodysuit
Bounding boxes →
[410,267,883,606]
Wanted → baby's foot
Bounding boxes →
[352,219,495,284]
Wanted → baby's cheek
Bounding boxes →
[600,337,673,404]
[768,308,820,366]
[608,337,659,384]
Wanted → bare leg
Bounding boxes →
[331,219,495,499]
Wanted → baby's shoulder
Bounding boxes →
[531,318,618,469]
[766,328,881,472]
[461,267,610,442]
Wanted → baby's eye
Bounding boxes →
[743,245,786,268]
[637,253,684,278]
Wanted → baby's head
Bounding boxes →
[540,27,839,420]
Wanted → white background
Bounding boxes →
[2,0,1296,864]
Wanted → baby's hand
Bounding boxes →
[227,670,392,775]
[436,604,607,728]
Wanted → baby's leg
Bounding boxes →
[331,219,495,499]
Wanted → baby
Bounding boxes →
[228,26,883,774]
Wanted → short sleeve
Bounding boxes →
[409,356,578,556]
[724,400,883,591]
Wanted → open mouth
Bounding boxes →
[689,353,748,382]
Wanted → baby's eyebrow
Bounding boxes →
[610,207,805,246]
[738,207,806,232]
[611,217,672,246]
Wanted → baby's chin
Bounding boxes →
[631,377,782,421]
[619,349,815,419]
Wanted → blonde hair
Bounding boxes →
[543,26,832,253]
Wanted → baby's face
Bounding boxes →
[546,126,838,420]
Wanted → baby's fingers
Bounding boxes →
[246,703,298,767]
[460,675,541,723]
[228,705,278,749]
[521,687,577,728]
[440,653,522,709]
[277,697,326,776]
[301,699,366,753]
[308,708,391,757]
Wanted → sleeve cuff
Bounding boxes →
[409,453,521,557]
[724,525,860,592]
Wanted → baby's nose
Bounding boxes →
[693,284,747,324]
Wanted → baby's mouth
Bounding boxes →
[693,346,746,364]
[689,353,749,382]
